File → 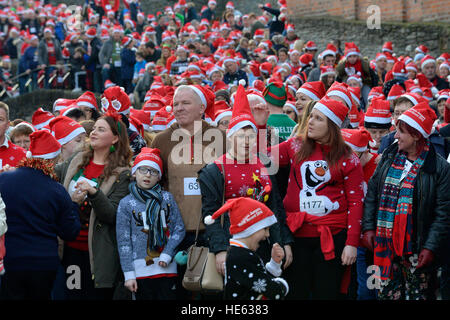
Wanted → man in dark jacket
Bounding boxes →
[0,136,80,300]
[201,0,217,21]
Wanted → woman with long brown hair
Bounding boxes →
[56,111,132,300]
[270,97,365,299]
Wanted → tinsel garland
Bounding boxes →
[16,157,58,181]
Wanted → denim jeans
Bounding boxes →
[356,247,377,300]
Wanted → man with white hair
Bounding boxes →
[150,84,226,298]
[420,55,449,90]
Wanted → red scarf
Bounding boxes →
[344,59,363,77]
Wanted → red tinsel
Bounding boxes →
[16,157,58,181]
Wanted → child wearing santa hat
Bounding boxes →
[204,197,289,300]
[116,147,185,300]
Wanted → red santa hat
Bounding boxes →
[132,147,163,176]
[102,86,131,115]
[104,80,116,89]
[397,102,437,138]
[48,116,86,145]
[227,82,257,138]
[296,81,326,101]
[26,130,61,160]
[405,62,418,73]
[401,92,428,106]
[415,45,429,55]
[313,97,349,127]
[305,41,317,51]
[76,91,98,110]
[348,103,363,128]
[382,41,393,53]
[320,65,336,79]
[204,197,277,239]
[284,101,298,116]
[143,95,166,117]
[213,100,232,126]
[404,79,422,94]
[32,108,55,130]
[130,109,152,132]
[128,116,145,137]
[341,127,373,152]
[387,84,406,101]
[151,106,175,131]
[226,1,234,10]
[320,43,337,58]
[253,28,265,39]
[347,72,362,85]
[392,61,407,78]
[437,89,449,102]
[187,84,216,122]
[299,53,314,67]
[368,86,384,101]
[344,42,361,58]
[420,55,436,69]
[259,61,272,75]
[364,98,392,129]
[52,98,76,113]
[326,82,353,109]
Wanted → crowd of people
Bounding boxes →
[0,0,449,301]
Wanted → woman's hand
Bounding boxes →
[124,279,137,293]
[341,245,357,266]
[283,245,293,269]
[71,189,87,205]
[75,180,97,196]
[215,251,227,276]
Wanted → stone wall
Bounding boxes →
[288,15,449,59]
[286,0,450,23]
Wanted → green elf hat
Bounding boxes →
[263,82,287,107]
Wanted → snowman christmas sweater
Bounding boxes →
[270,137,364,259]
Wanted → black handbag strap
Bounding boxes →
[194,162,225,245]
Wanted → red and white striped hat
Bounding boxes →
[227,83,257,138]
[341,127,373,152]
[326,82,353,109]
[297,81,326,101]
[26,130,61,160]
[32,108,55,130]
[53,98,76,113]
[397,101,437,138]
[49,116,86,145]
[130,108,152,131]
[76,91,97,110]
[132,147,163,176]
[364,98,392,129]
[313,97,349,127]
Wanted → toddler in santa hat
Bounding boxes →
[204,197,289,300]
[116,147,185,300]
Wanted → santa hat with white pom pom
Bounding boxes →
[26,130,61,160]
[204,197,277,239]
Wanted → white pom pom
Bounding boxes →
[369,139,377,148]
[204,215,215,225]
[414,79,419,84]
[356,71,361,76]
[239,79,246,86]
[26,150,32,159]
[401,69,405,73]
[166,105,172,113]
[431,86,438,95]
[120,86,126,92]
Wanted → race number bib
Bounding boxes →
[300,198,326,215]
[114,60,122,67]
[184,177,201,196]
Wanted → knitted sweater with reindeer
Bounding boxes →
[116,187,185,281]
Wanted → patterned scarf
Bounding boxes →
[129,182,167,253]
[374,140,429,280]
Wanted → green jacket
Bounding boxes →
[362,142,450,260]
[198,154,294,255]
[55,151,131,289]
